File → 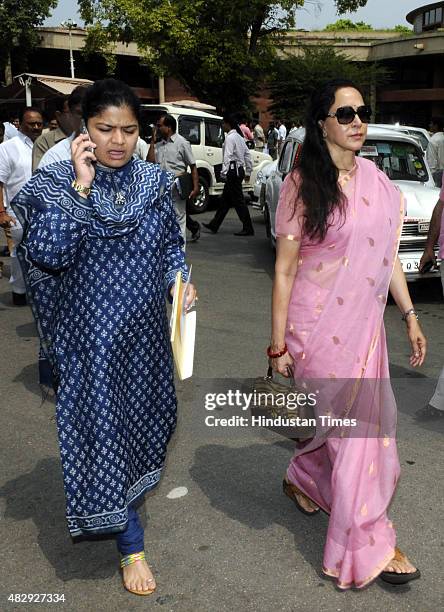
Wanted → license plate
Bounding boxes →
[401,258,420,272]
[418,221,429,234]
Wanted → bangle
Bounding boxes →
[267,343,288,359]
[71,179,91,197]
[402,308,419,322]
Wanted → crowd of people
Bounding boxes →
[0,77,443,597]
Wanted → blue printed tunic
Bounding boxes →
[13,159,187,536]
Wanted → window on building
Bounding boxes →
[178,116,201,144]
[423,7,443,28]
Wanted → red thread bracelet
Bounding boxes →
[267,344,288,359]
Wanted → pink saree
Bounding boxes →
[275,156,404,589]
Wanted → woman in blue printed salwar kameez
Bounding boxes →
[12,79,196,596]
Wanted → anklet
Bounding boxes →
[120,551,146,568]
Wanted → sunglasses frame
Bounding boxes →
[326,105,372,125]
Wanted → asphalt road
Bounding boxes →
[0,208,443,612]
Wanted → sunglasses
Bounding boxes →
[326,105,372,125]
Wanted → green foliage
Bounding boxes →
[323,21,414,34]
[268,45,389,124]
[334,0,368,12]
[324,19,373,31]
[0,0,58,77]
[392,25,413,35]
[77,1,370,111]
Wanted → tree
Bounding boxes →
[78,1,370,111]
[0,0,58,84]
[268,45,389,124]
[324,19,373,31]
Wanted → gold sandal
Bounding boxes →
[120,551,156,596]
[283,478,320,516]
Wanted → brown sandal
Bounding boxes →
[379,547,421,585]
[283,479,320,516]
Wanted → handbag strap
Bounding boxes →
[266,363,295,385]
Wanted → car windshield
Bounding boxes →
[359,139,429,183]
[406,131,429,151]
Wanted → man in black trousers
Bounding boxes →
[203,114,254,236]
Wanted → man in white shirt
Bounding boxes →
[203,114,254,236]
[2,114,20,141]
[0,107,43,304]
[426,116,444,187]
[277,119,287,154]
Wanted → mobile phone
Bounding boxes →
[80,119,93,152]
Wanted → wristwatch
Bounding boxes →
[71,179,92,197]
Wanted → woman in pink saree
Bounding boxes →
[270,80,426,589]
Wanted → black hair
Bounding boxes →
[68,85,89,112]
[53,96,68,114]
[82,79,140,123]
[0,123,4,133]
[223,113,244,137]
[294,78,362,242]
[430,116,444,131]
[19,106,43,122]
[160,113,177,132]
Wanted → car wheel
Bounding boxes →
[188,175,209,214]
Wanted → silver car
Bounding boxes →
[264,127,440,281]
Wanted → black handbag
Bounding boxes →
[177,173,194,200]
[251,365,316,440]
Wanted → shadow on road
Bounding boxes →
[15,321,38,337]
[0,290,13,307]
[189,440,418,592]
[0,457,151,582]
[190,440,327,581]
[13,362,44,399]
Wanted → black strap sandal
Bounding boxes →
[282,478,320,516]
[379,548,421,585]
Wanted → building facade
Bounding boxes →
[2,3,444,127]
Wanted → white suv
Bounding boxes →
[139,103,272,213]
[263,126,440,282]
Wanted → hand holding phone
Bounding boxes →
[71,124,97,189]
[81,120,94,155]
[419,248,436,274]
[420,261,435,274]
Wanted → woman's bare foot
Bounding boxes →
[122,559,156,594]
[384,548,417,574]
